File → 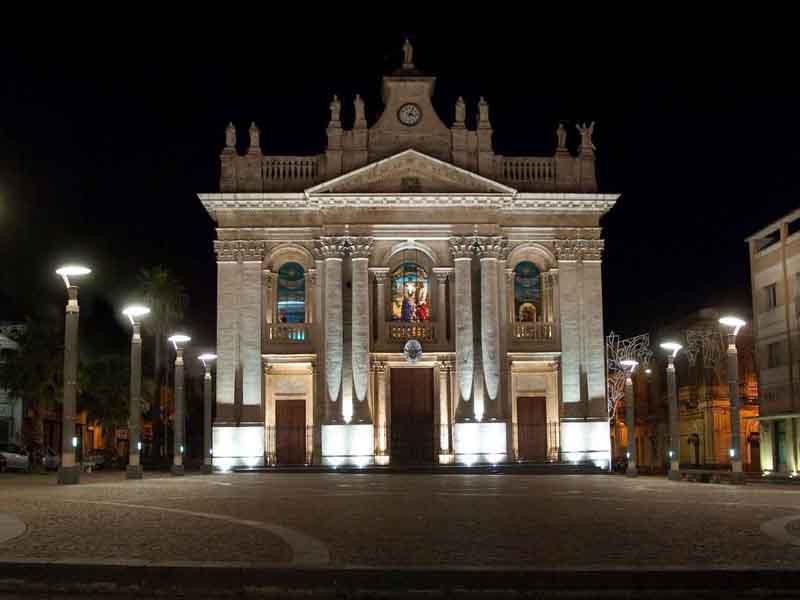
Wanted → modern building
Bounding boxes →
[199,42,618,469]
[747,209,800,475]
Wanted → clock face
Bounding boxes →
[397,103,422,126]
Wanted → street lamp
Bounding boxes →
[122,305,150,479]
[168,333,191,476]
[55,265,91,485]
[719,316,746,481]
[198,353,217,474]
[620,359,639,478]
[660,341,683,481]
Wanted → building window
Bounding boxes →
[767,342,782,369]
[390,263,430,322]
[514,261,541,322]
[765,283,777,311]
[276,262,305,323]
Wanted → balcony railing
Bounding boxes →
[262,156,321,190]
[511,322,555,342]
[266,323,309,343]
[496,157,555,188]
[388,322,436,343]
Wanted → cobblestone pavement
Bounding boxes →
[1,471,799,568]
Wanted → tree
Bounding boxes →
[78,354,130,449]
[0,318,63,456]
[139,266,188,460]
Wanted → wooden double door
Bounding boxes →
[275,399,306,465]
[390,368,435,464]
[517,396,548,461]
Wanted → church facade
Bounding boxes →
[199,43,617,470]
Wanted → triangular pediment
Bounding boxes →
[306,149,516,196]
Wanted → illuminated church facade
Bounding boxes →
[199,42,617,469]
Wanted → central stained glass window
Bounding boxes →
[390,262,430,322]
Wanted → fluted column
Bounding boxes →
[371,268,389,345]
[351,237,373,424]
[450,237,475,422]
[305,268,316,324]
[315,237,346,423]
[433,268,452,342]
[478,236,506,421]
[373,361,388,459]
[438,361,453,454]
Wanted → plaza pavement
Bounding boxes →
[0,470,799,596]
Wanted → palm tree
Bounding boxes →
[139,266,188,461]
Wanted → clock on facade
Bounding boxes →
[397,103,422,126]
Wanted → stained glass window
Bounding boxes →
[390,262,430,322]
[514,261,541,322]
[276,262,305,323]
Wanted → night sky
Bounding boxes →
[2,27,798,365]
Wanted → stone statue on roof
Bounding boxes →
[248,122,260,150]
[354,94,366,125]
[478,96,490,124]
[329,94,341,123]
[576,121,596,151]
[225,122,236,147]
[402,38,414,68]
[556,122,567,150]
[455,97,465,124]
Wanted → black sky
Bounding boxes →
[1,24,798,363]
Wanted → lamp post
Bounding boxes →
[620,359,639,477]
[198,353,217,474]
[660,341,683,481]
[168,333,190,476]
[55,265,91,485]
[123,305,150,479]
[719,316,746,481]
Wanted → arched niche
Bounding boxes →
[506,243,557,273]
[383,241,437,324]
[264,244,314,325]
[382,240,440,270]
[265,243,315,272]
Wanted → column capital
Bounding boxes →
[370,360,386,374]
[370,267,390,283]
[349,236,374,260]
[449,236,476,260]
[439,360,454,373]
[314,236,348,260]
[432,267,453,282]
[476,235,508,260]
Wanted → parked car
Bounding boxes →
[41,447,60,471]
[83,449,120,470]
[0,443,31,472]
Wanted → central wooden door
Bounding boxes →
[276,399,306,465]
[517,396,547,461]
[390,368,434,464]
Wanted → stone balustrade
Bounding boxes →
[388,322,436,343]
[265,323,309,343]
[511,322,555,342]
[496,157,555,189]
[262,156,322,190]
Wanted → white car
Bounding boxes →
[42,447,60,471]
[0,443,31,472]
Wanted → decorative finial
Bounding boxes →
[225,122,236,148]
[455,97,465,124]
[402,38,414,69]
[248,121,260,151]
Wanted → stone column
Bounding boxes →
[171,346,185,476]
[433,268,452,342]
[625,372,637,477]
[438,361,453,455]
[351,237,374,424]
[550,269,561,344]
[241,252,264,410]
[312,260,325,462]
[262,269,275,325]
[315,238,346,423]
[478,236,505,421]
[305,268,316,324]
[450,237,475,422]
[371,268,389,345]
[126,321,143,479]
[373,362,388,460]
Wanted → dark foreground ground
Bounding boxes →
[0,470,799,597]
